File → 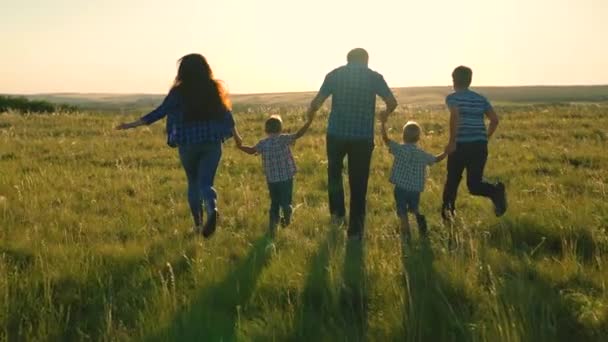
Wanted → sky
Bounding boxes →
[1,0,607,94]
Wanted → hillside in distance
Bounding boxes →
[19,85,608,112]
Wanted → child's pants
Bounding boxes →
[268,179,293,227]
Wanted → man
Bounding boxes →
[306,48,398,238]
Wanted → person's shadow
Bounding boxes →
[289,227,368,341]
[340,236,368,341]
[147,235,273,341]
[400,238,473,341]
[290,226,341,340]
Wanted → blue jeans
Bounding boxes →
[178,142,222,226]
[268,179,293,227]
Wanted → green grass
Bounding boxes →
[23,85,608,112]
[1,103,607,341]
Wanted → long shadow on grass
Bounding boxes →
[289,226,340,340]
[338,236,368,341]
[478,217,608,339]
[3,238,198,341]
[148,235,273,341]
[479,229,606,340]
[400,239,473,341]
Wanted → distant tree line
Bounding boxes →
[0,95,78,114]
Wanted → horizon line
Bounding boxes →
[2,83,608,97]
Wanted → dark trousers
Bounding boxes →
[268,179,293,227]
[326,135,374,235]
[442,142,498,210]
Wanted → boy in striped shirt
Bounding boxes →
[380,119,447,242]
[236,115,313,234]
[442,66,507,221]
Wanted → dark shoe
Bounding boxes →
[493,182,507,217]
[416,214,428,237]
[280,214,291,227]
[202,210,218,238]
[441,205,456,224]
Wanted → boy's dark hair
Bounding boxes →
[452,66,473,89]
[265,115,283,134]
[347,48,369,65]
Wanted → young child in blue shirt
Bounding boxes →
[380,119,447,241]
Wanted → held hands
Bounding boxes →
[445,142,457,154]
[306,109,316,123]
[233,133,243,147]
[378,110,389,123]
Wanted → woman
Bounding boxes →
[117,53,241,238]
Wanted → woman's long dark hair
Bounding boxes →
[172,54,231,121]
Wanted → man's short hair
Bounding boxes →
[347,48,369,64]
[452,66,473,88]
[265,115,283,134]
[403,121,421,143]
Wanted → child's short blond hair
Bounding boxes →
[403,121,421,143]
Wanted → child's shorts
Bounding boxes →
[394,187,421,216]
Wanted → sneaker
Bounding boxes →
[202,210,218,238]
[280,214,291,228]
[493,183,507,217]
[441,205,456,224]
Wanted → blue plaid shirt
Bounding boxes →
[319,63,395,140]
[140,90,235,147]
[388,141,437,192]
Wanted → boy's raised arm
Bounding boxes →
[294,115,314,139]
[237,144,257,155]
[233,134,257,155]
[435,150,448,163]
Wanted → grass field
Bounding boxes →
[22,85,608,112]
[1,101,608,341]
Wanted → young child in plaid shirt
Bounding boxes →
[236,115,313,233]
[380,119,447,242]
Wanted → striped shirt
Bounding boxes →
[445,90,492,143]
[255,134,297,183]
[319,63,395,140]
[141,90,234,148]
[388,141,437,192]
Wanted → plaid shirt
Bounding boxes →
[319,63,395,140]
[255,134,297,183]
[140,90,234,148]
[388,141,437,192]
